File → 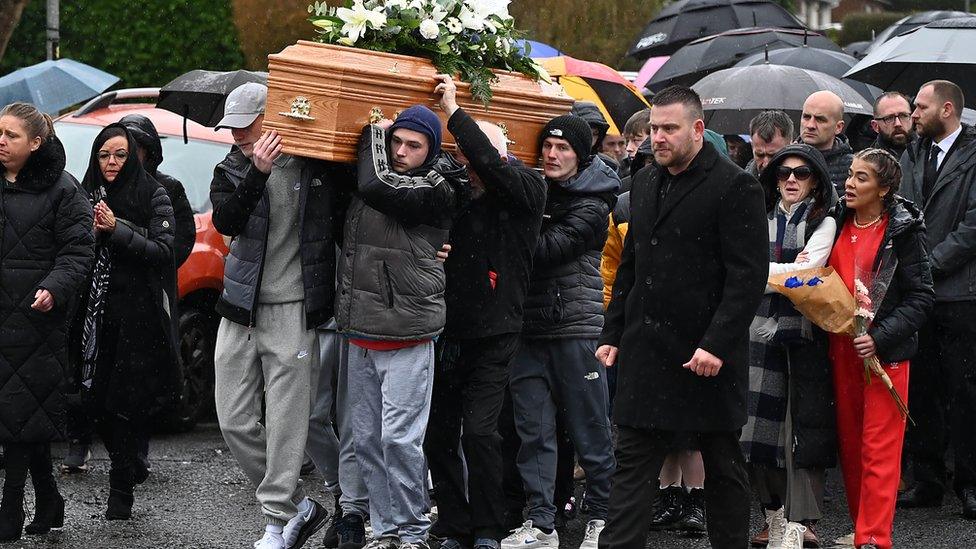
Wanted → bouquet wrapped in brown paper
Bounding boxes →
[767,267,855,335]
[768,265,912,422]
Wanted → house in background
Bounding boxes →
[795,0,841,29]
[833,0,893,21]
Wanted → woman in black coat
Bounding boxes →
[742,144,839,548]
[0,103,95,541]
[827,148,934,549]
[78,123,179,521]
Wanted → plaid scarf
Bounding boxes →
[80,185,112,392]
[741,198,813,467]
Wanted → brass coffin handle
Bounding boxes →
[278,96,315,121]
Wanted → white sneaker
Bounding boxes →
[833,532,855,548]
[782,522,806,549]
[500,521,559,549]
[579,519,605,549]
[254,531,286,549]
[765,507,786,549]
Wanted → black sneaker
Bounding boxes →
[60,442,91,474]
[675,488,706,537]
[284,499,328,549]
[321,495,343,548]
[333,513,366,549]
[648,486,684,531]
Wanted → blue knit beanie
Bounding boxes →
[390,105,443,164]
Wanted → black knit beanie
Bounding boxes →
[540,114,593,165]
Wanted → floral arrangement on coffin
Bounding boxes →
[307,0,547,104]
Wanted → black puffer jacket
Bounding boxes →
[819,135,854,195]
[119,114,195,268]
[336,125,469,340]
[0,136,95,442]
[834,198,935,363]
[210,149,351,328]
[522,155,619,339]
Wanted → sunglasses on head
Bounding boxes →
[775,165,813,182]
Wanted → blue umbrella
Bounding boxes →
[515,39,564,58]
[0,58,120,114]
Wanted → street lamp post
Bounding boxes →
[46,0,59,60]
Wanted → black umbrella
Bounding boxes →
[692,64,872,134]
[842,40,872,60]
[627,0,805,59]
[845,18,976,108]
[735,46,882,104]
[647,27,842,92]
[866,11,975,55]
[157,69,268,141]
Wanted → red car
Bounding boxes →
[56,88,231,429]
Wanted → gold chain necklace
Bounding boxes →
[853,213,883,229]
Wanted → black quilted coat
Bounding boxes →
[0,135,95,442]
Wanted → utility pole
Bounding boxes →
[46,0,59,60]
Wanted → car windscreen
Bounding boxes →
[54,122,231,213]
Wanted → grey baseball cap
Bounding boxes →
[215,82,267,131]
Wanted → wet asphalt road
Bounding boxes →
[3,423,974,548]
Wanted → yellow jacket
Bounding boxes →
[601,212,629,309]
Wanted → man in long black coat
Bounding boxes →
[596,86,768,549]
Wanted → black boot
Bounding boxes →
[24,488,64,534]
[648,486,685,531]
[676,488,707,537]
[0,488,25,542]
[105,488,133,521]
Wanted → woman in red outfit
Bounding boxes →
[827,149,934,549]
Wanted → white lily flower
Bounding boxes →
[385,0,409,8]
[457,5,484,31]
[474,0,510,19]
[419,19,440,39]
[336,2,388,43]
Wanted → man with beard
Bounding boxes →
[897,80,976,520]
[870,92,915,158]
[596,86,768,549]
[800,91,853,194]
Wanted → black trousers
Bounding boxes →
[425,333,521,542]
[94,413,149,495]
[2,443,55,496]
[599,427,750,549]
[906,301,976,495]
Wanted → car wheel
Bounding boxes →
[159,306,217,431]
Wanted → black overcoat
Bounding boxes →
[0,135,95,441]
[600,142,769,432]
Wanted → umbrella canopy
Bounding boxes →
[627,0,805,59]
[157,69,268,128]
[537,56,650,135]
[845,18,976,108]
[634,56,670,90]
[692,64,872,134]
[516,40,563,58]
[647,27,842,92]
[735,46,882,104]
[843,40,872,60]
[0,59,119,114]
[866,11,975,54]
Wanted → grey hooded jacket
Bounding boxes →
[334,125,468,341]
[900,123,976,302]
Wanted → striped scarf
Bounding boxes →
[80,185,112,391]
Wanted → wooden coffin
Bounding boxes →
[264,41,574,166]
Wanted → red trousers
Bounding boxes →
[829,334,909,549]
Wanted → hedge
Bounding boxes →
[837,12,909,46]
[1,0,245,89]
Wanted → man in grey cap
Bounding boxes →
[210,82,352,549]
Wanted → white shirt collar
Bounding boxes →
[934,124,963,155]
